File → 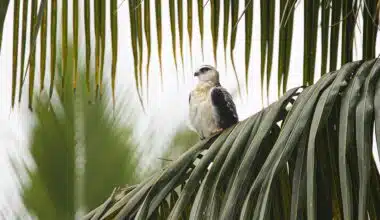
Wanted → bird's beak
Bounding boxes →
[194,71,200,77]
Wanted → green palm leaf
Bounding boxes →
[363,0,378,59]
[197,0,204,60]
[356,59,380,219]
[11,0,20,107]
[135,1,143,90]
[61,0,67,99]
[187,0,193,67]
[85,60,380,219]
[144,0,151,95]
[94,0,100,97]
[99,0,106,96]
[329,0,341,72]
[303,0,319,86]
[72,0,78,91]
[84,0,91,93]
[244,0,253,94]
[28,0,38,109]
[155,0,163,84]
[230,0,241,97]
[39,1,47,92]
[111,0,118,105]
[0,0,10,54]
[223,0,230,70]
[266,0,275,99]
[49,0,57,99]
[18,0,29,102]
[210,0,220,66]
[278,0,295,96]
[169,0,178,72]
[320,0,330,76]
[128,0,145,109]
[178,0,184,70]
[341,0,357,65]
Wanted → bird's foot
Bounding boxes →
[212,128,224,135]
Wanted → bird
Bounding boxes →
[189,65,239,139]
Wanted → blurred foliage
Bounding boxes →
[18,46,139,219]
[161,125,199,165]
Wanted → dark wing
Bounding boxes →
[210,86,239,129]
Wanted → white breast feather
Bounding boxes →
[189,83,219,138]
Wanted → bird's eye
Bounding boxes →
[200,67,210,72]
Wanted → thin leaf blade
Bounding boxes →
[12,0,20,107]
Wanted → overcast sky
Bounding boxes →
[1,0,380,217]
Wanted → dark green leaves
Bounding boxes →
[223,0,230,68]
[278,0,295,95]
[28,0,38,109]
[341,0,357,65]
[187,0,193,67]
[197,0,204,59]
[111,0,118,105]
[245,0,253,93]
[338,60,374,220]
[355,60,380,219]
[73,0,78,92]
[19,0,29,102]
[303,0,319,86]
[210,0,220,65]
[329,0,341,72]
[49,0,57,99]
[12,0,20,107]
[144,0,151,93]
[40,1,47,92]
[230,0,241,96]
[84,0,90,93]
[178,0,184,70]
[61,0,67,98]
[155,0,163,83]
[363,0,378,60]
[260,0,275,101]
[0,0,10,54]
[6,0,380,110]
[128,0,144,108]
[320,0,330,76]
[169,0,178,72]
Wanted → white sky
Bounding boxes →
[0,0,380,218]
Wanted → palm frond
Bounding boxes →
[72,0,78,92]
[0,0,10,54]
[210,0,220,66]
[278,0,296,96]
[244,0,253,94]
[61,0,68,99]
[49,0,57,99]
[111,0,118,105]
[12,0,20,107]
[85,60,380,219]
[303,0,319,86]
[4,0,380,111]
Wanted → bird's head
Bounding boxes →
[194,65,220,84]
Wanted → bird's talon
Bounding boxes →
[213,128,224,134]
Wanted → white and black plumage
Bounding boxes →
[189,65,238,139]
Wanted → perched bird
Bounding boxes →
[189,65,238,139]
